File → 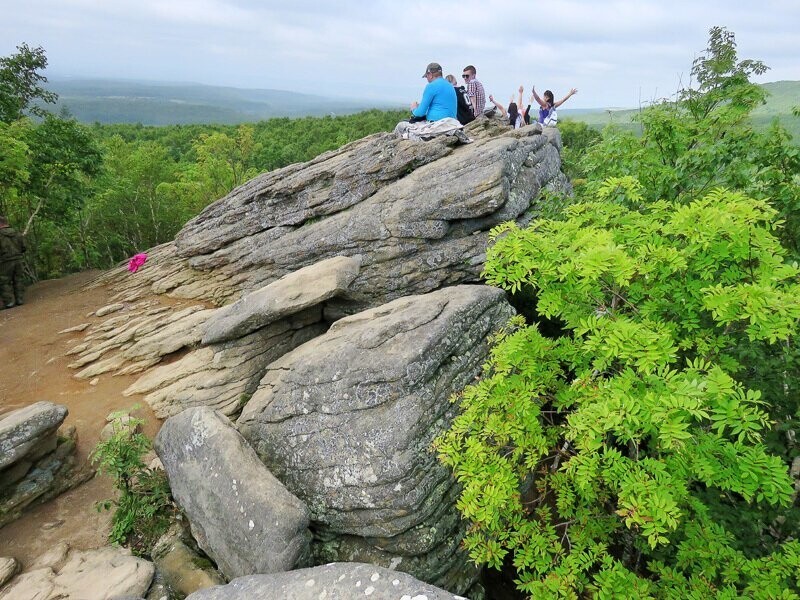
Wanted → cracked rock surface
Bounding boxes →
[237,284,514,593]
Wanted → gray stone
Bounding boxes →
[99,413,141,441]
[237,285,514,593]
[0,426,94,528]
[185,563,467,600]
[0,557,18,588]
[0,402,67,470]
[57,322,90,334]
[154,407,312,580]
[202,255,361,345]
[0,546,153,600]
[96,302,125,317]
[30,541,70,570]
[124,308,326,418]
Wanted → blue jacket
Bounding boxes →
[412,77,457,121]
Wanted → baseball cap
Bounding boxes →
[422,62,442,77]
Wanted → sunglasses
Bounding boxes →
[462,74,470,79]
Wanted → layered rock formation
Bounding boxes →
[237,285,513,593]
[0,402,93,528]
[65,121,567,420]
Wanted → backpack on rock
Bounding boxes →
[455,85,475,126]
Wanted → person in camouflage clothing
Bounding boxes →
[0,215,26,309]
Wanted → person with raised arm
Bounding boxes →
[488,86,532,129]
[532,86,578,127]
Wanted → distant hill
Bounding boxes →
[560,80,800,140]
[43,78,798,136]
[45,78,401,125]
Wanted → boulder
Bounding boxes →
[202,255,361,345]
[154,407,312,580]
[0,424,94,528]
[0,545,153,600]
[237,284,514,593]
[184,563,466,600]
[99,411,142,442]
[0,402,67,470]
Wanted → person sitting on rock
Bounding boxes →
[447,74,476,126]
[409,62,457,122]
[0,215,26,309]
[462,65,486,119]
[532,85,578,127]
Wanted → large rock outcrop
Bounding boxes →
[154,407,312,580]
[66,121,567,420]
[57,119,570,596]
[237,284,514,594]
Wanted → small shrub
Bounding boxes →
[91,409,175,554]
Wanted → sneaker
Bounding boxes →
[4,303,14,309]
[15,300,23,306]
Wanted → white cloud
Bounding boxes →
[1,0,798,108]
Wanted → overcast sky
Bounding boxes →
[2,0,798,109]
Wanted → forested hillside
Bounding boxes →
[562,79,800,139]
[45,78,399,125]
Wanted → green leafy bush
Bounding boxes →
[91,410,175,554]
[436,182,800,597]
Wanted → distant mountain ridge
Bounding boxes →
[45,78,798,134]
[46,78,400,125]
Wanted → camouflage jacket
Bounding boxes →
[0,226,25,263]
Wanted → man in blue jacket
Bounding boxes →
[411,62,457,122]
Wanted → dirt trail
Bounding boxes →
[0,271,160,568]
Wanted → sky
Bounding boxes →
[2,0,799,109]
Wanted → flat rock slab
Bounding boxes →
[0,402,67,470]
[185,562,467,600]
[154,407,312,580]
[202,255,361,345]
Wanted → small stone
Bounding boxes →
[96,303,125,317]
[89,378,99,386]
[58,323,90,334]
[0,557,19,588]
[41,519,65,530]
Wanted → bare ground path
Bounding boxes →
[0,271,160,567]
